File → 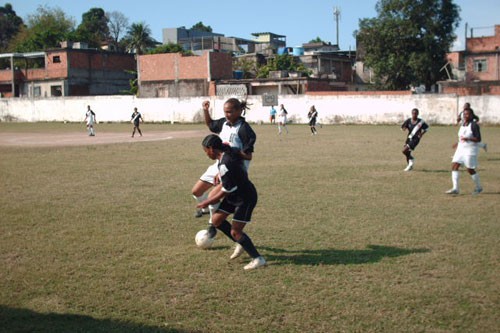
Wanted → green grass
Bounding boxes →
[1,123,499,333]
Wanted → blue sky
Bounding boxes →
[10,0,500,51]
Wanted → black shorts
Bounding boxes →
[405,137,420,150]
[218,186,258,223]
[309,118,317,126]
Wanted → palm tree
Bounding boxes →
[124,22,156,55]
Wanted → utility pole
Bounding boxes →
[333,6,341,47]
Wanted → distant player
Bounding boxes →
[308,105,318,135]
[269,105,277,124]
[131,107,143,137]
[277,104,288,135]
[196,134,266,270]
[191,98,256,247]
[446,108,483,195]
[401,108,429,171]
[84,105,96,136]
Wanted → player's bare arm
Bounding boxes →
[202,100,212,127]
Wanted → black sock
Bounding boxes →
[207,224,217,238]
[237,233,260,259]
[216,220,235,242]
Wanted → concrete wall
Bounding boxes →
[1,94,499,125]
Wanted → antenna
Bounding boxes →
[333,6,341,47]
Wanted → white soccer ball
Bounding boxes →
[195,229,214,249]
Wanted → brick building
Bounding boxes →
[440,25,500,95]
[138,51,233,97]
[0,43,136,98]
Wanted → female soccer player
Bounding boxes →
[196,134,266,270]
[277,104,288,135]
[191,98,256,240]
[131,107,143,137]
[308,105,318,135]
[446,108,483,195]
[84,105,96,136]
[401,108,429,171]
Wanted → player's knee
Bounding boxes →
[231,229,243,241]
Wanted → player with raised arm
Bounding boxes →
[191,98,256,252]
[401,108,429,171]
[196,134,266,270]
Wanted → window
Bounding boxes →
[473,59,487,72]
[33,86,41,97]
[53,56,61,63]
[51,85,62,97]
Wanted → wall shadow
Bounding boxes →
[260,244,430,266]
[0,305,196,333]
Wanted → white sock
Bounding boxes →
[452,171,460,191]
[471,173,481,189]
[208,202,220,224]
[193,193,209,212]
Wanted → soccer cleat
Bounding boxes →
[403,164,413,172]
[194,209,203,218]
[445,188,459,195]
[472,187,483,195]
[230,244,245,260]
[207,225,217,238]
[244,256,267,270]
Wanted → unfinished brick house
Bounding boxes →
[137,51,233,97]
[0,42,136,98]
[441,24,500,95]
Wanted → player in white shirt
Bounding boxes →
[277,104,288,135]
[191,98,256,247]
[84,105,96,136]
[446,109,483,195]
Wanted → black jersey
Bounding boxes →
[401,118,429,139]
[208,117,256,155]
[218,151,257,207]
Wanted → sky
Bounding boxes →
[9,0,500,51]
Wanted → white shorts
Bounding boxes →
[199,161,219,185]
[452,152,478,169]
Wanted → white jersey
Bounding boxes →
[456,122,479,156]
[219,121,244,150]
[86,110,95,125]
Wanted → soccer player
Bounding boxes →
[446,108,483,195]
[277,104,289,135]
[269,105,277,124]
[131,107,143,137]
[191,98,256,241]
[196,134,266,270]
[84,105,96,136]
[401,108,429,171]
[308,105,318,135]
[457,103,487,152]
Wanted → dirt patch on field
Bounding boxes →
[0,130,206,147]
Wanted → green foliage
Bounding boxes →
[147,43,192,55]
[73,8,110,48]
[0,3,25,51]
[309,36,324,43]
[357,0,460,90]
[256,54,311,78]
[191,21,212,32]
[233,57,258,79]
[123,22,157,55]
[11,5,75,52]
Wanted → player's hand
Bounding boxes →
[202,100,210,111]
[196,202,207,209]
[213,174,220,185]
[452,143,458,149]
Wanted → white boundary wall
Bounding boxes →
[1,94,499,125]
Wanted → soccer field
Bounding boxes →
[1,123,499,332]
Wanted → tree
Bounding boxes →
[107,11,129,45]
[309,36,325,43]
[191,21,212,32]
[256,54,310,78]
[357,0,460,90]
[0,3,24,51]
[123,22,157,55]
[148,43,192,55]
[11,5,75,52]
[72,8,110,48]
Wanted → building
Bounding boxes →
[162,27,256,55]
[252,32,286,56]
[440,24,500,95]
[0,42,136,98]
[138,51,233,97]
